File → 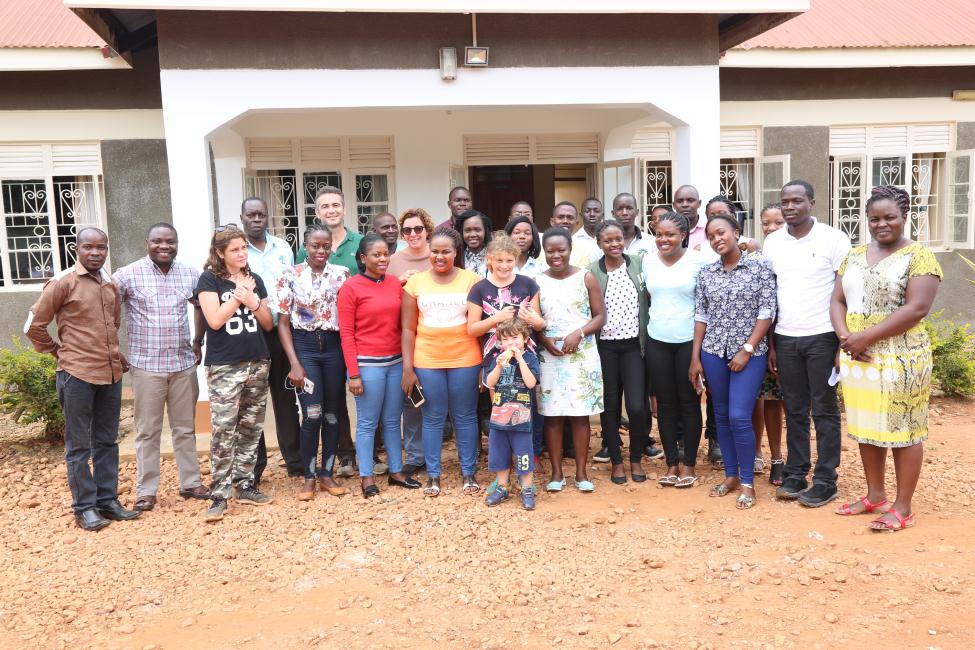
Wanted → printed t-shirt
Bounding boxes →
[467,274,540,358]
[196,270,270,365]
[404,269,482,369]
[483,350,540,433]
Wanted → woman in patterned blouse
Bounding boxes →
[689,213,777,509]
[276,224,351,500]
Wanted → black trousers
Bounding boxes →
[646,337,702,467]
[56,371,122,513]
[598,338,648,464]
[774,332,842,489]
[256,328,302,481]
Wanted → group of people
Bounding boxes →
[26,177,941,533]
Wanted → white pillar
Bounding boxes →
[673,75,721,202]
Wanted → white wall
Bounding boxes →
[161,65,721,267]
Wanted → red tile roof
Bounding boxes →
[0,0,104,48]
[738,0,975,49]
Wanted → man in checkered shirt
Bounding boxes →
[114,223,210,512]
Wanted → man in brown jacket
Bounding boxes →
[26,228,141,531]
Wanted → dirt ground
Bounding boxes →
[0,398,972,650]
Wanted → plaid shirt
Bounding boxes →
[115,257,200,373]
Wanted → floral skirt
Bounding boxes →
[538,337,604,417]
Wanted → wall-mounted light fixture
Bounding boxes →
[953,90,975,101]
[439,47,457,81]
[465,46,489,66]
[464,14,489,67]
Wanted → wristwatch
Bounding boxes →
[742,343,755,354]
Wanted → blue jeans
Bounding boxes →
[700,351,766,485]
[402,402,424,466]
[292,329,346,479]
[414,364,480,478]
[354,361,406,477]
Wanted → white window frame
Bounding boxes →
[718,154,790,241]
[947,149,975,249]
[0,142,106,292]
[828,123,956,249]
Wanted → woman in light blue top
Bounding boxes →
[642,211,708,487]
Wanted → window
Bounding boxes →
[0,143,104,290]
[243,137,395,256]
[827,124,966,247]
[719,155,789,241]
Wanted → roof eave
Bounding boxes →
[722,46,975,68]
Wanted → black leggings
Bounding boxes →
[598,338,648,464]
[645,337,702,467]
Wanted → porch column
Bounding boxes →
[672,76,721,202]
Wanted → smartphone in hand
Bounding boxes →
[408,383,426,408]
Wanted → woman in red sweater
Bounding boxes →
[338,233,421,497]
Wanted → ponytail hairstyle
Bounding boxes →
[866,185,910,217]
[430,225,463,254]
[204,226,249,279]
[705,212,741,238]
[356,232,388,274]
[655,210,690,248]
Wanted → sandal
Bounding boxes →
[658,475,678,487]
[835,496,890,516]
[736,493,757,509]
[768,459,785,486]
[423,477,441,497]
[675,476,699,489]
[753,457,765,474]
[134,495,156,511]
[462,475,480,495]
[870,509,916,532]
[709,483,733,497]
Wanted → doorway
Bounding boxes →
[470,163,594,231]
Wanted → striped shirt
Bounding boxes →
[115,257,199,373]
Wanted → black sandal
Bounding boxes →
[769,459,785,486]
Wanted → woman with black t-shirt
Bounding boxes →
[196,225,274,522]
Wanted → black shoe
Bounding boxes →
[363,484,380,499]
[593,447,611,463]
[775,477,808,500]
[74,508,110,531]
[611,475,627,485]
[707,439,723,467]
[389,475,422,489]
[286,470,304,478]
[643,444,664,460]
[798,483,839,508]
[96,500,142,521]
[402,462,425,477]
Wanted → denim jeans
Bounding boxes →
[402,401,424,466]
[354,361,406,477]
[774,332,842,488]
[700,351,766,485]
[292,329,346,479]
[414,364,480,478]
[56,371,122,513]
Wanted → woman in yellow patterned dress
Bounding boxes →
[829,185,942,532]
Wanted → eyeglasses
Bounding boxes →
[401,225,426,235]
[214,223,240,233]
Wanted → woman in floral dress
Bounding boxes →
[536,228,606,493]
[829,185,942,532]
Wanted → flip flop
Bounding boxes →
[423,478,441,497]
[835,496,890,516]
[674,476,699,489]
[658,475,678,487]
[545,478,566,493]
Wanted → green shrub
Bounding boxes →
[0,337,63,440]
[924,311,975,397]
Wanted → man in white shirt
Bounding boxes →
[552,201,596,269]
[571,198,604,265]
[674,185,707,251]
[763,180,851,508]
[612,193,655,258]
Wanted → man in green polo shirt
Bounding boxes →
[296,186,363,275]
[296,186,362,476]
